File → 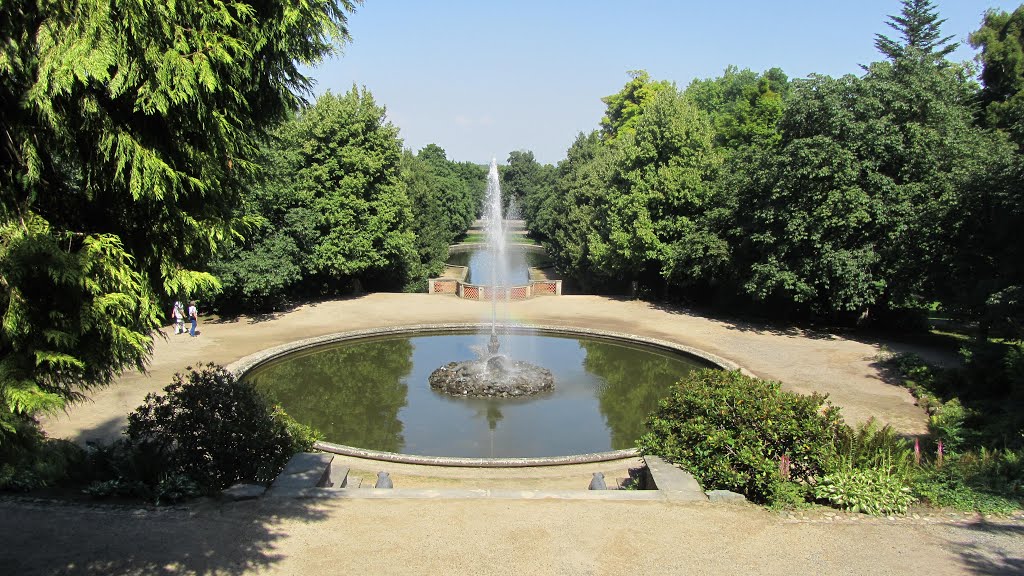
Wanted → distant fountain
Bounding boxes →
[429,159,554,397]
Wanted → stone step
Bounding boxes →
[269,452,350,495]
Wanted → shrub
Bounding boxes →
[638,369,843,505]
[81,439,170,500]
[126,363,297,491]
[811,420,917,515]
[929,399,971,453]
[912,448,1024,514]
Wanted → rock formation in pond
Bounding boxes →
[428,354,554,398]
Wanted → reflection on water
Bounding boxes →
[447,248,549,285]
[245,333,710,458]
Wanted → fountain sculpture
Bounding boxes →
[428,159,554,397]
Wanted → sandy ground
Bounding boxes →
[2,496,1022,575]
[5,293,1020,575]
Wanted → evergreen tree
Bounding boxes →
[874,0,957,61]
[0,0,354,440]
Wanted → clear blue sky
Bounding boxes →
[308,0,1020,165]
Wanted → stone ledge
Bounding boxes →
[707,489,747,503]
[270,488,667,500]
[642,455,708,502]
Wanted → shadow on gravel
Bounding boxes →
[643,300,837,340]
[70,414,128,446]
[0,497,327,576]
[953,520,1024,575]
[207,294,371,326]
[644,299,961,369]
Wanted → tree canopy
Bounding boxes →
[524,3,1024,336]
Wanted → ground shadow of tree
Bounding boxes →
[70,414,130,446]
[642,298,963,371]
[952,520,1024,575]
[207,294,371,326]
[0,495,328,576]
[642,299,839,340]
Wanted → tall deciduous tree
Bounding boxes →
[0,0,355,439]
[971,6,1024,147]
[685,66,790,150]
[501,150,557,231]
[221,88,415,297]
[599,70,672,141]
[547,74,721,295]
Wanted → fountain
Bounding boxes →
[428,159,555,397]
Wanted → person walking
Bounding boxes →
[172,300,185,334]
[188,301,199,337]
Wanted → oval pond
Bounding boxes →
[244,331,712,458]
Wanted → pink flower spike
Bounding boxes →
[914,438,921,466]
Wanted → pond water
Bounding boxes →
[446,248,550,285]
[244,331,711,458]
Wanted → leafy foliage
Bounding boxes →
[883,347,1024,453]
[912,449,1024,514]
[815,467,915,515]
[0,418,86,491]
[126,363,302,491]
[540,73,723,295]
[600,70,673,140]
[399,145,485,289]
[972,6,1024,146]
[638,369,842,504]
[500,150,557,231]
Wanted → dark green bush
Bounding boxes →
[638,369,843,505]
[126,363,298,491]
[0,417,86,491]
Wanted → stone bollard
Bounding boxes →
[588,472,608,490]
[374,471,393,489]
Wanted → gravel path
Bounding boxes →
[8,293,1018,575]
[1,496,1022,575]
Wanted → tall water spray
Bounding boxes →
[483,158,509,341]
[426,158,555,398]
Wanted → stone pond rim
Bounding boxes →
[226,322,743,467]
